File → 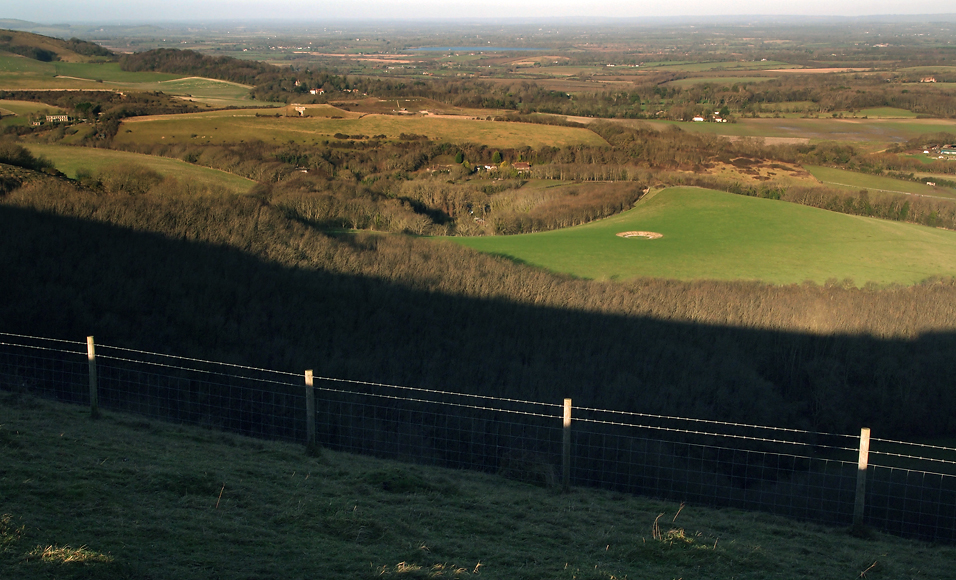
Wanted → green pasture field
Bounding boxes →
[638,60,796,72]
[25,144,257,194]
[0,57,258,106]
[804,165,956,200]
[857,107,919,119]
[519,65,595,76]
[0,99,63,116]
[0,54,55,75]
[0,99,65,126]
[113,110,608,149]
[0,55,114,89]
[136,77,258,108]
[897,66,956,74]
[625,117,956,145]
[51,62,181,83]
[451,187,956,285]
[666,76,776,87]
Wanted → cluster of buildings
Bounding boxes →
[31,114,73,126]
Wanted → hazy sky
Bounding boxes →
[3,1,945,23]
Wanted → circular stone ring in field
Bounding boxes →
[616,231,663,239]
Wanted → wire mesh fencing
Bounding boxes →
[1,332,954,543]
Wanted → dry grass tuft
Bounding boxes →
[23,544,113,564]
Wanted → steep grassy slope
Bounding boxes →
[25,144,257,194]
[1,392,953,580]
[0,29,112,63]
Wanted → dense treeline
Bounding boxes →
[120,48,277,85]
[3,170,956,440]
[0,41,56,62]
[62,37,115,58]
[106,119,956,235]
[120,48,356,103]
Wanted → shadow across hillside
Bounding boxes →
[4,203,956,541]
[2,204,956,438]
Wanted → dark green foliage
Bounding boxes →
[63,37,114,58]
[0,42,57,61]
[120,48,275,85]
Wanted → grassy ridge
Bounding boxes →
[25,144,257,194]
[452,187,956,285]
[2,392,953,580]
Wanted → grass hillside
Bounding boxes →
[452,186,956,286]
[0,29,112,63]
[1,391,953,580]
[805,165,956,200]
[25,144,257,195]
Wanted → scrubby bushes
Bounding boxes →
[0,142,55,173]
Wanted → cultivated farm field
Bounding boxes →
[114,109,608,148]
[452,186,956,285]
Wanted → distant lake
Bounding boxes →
[408,46,546,52]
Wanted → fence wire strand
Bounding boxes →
[2,334,954,544]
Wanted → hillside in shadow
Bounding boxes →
[3,192,956,440]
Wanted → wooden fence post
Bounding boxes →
[853,427,871,533]
[563,398,572,492]
[305,370,317,455]
[87,336,99,419]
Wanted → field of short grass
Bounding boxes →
[51,62,181,84]
[622,117,956,145]
[451,186,956,285]
[114,110,608,149]
[25,144,258,194]
[666,76,776,87]
[805,165,956,200]
[2,391,953,580]
[0,99,66,126]
[639,60,797,72]
[856,107,919,119]
[0,57,259,106]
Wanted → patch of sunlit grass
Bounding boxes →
[24,544,113,564]
[373,561,472,578]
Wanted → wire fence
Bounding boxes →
[1,332,954,543]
